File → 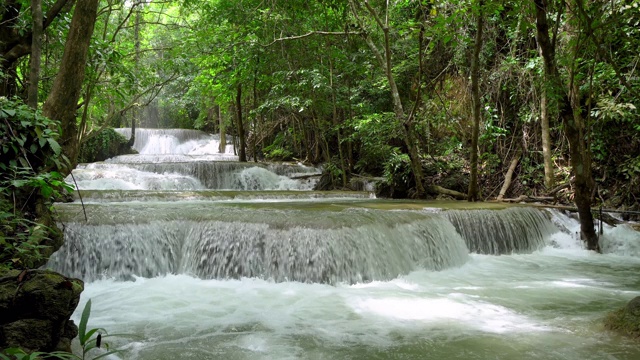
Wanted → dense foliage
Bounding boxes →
[0,98,72,271]
[1,0,639,213]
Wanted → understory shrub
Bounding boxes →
[0,97,72,271]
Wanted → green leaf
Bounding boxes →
[44,352,80,360]
[47,138,62,155]
[79,299,92,345]
[2,109,16,117]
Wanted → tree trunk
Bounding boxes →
[540,89,555,189]
[1,0,74,97]
[42,0,100,171]
[330,56,348,187]
[253,69,259,162]
[27,0,43,109]
[218,105,226,154]
[353,0,426,197]
[132,6,142,133]
[236,83,247,162]
[533,0,599,251]
[468,0,484,202]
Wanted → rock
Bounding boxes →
[604,296,640,339]
[0,269,83,353]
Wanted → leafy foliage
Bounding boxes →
[0,98,72,271]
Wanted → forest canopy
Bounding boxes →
[1,0,639,233]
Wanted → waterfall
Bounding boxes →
[71,162,320,191]
[114,128,234,155]
[51,128,640,360]
[444,207,557,254]
[48,203,562,283]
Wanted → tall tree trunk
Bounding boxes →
[218,105,226,154]
[353,0,426,197]
[236,83,247,162]
[533,0,599,251]
[1,0,73,97]
[252,68,260,162]
[27,0,43,109]
[42,0,100,171]
[330,56,348,187]
[540,90,555,189]
[132,6,142,133]
[468,0,484,202]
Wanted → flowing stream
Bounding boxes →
[49,129,640,359]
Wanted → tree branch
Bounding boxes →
[263,31,361,47]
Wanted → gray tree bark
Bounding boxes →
[533,0,599,251]
[27,0,43,109]
[43,0,100,171]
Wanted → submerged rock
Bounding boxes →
[0,269,83,353]
[604,296,640,339]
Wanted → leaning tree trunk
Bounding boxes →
[43,0,100,172]
[533,0,599,251]
[352,0,426,197]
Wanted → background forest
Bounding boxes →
[2,0,639,228]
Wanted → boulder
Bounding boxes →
[604,296,640,339]
[0,269,83,353]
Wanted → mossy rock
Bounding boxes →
[0,269,83,352]
[604,296,640,339]
[78,128,136,163]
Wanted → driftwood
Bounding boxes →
[497,152,521,201]
[427,185,468,200]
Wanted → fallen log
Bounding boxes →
[529,204,625,227]
[500,195,555,203]
[497,151,521,201]
[289,173,322,180]
[427,185,468,200]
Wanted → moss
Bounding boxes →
[604,297,640,339]
[78,128,136,163]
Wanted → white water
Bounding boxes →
[55,206,640,360]
[68,129,320,191]
[75,227,640,359]
[114,128,236,156]
[56,128,640,359]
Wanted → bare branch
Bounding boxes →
[263,31,361,47]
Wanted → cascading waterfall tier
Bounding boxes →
[114,128,236,155]
[71,161,320,191]
[445,207,558,254]
[69,128,321,191]
[48,203,557,283]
